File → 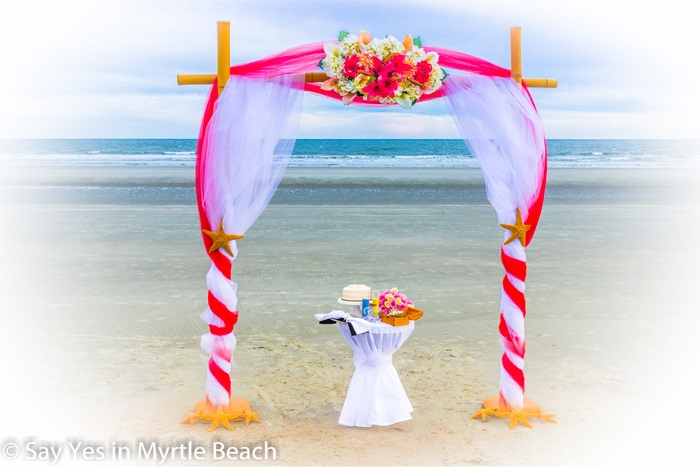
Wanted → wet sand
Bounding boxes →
[0,166,698,465]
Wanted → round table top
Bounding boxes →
[337,298,365,306]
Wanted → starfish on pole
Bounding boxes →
[202,219,244,257]
[500,208,531,246]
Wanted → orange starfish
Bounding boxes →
[500,208,531,246]
[202,219,244,257]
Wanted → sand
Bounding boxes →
[0,166,698,465]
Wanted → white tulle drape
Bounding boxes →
[202,74,305,240]
[442,74,546,224]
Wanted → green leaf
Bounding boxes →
[413,36,422,47]
[441,67,449,79]
[338,31,349,41]
[318,60,324,70]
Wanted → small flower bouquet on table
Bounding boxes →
[376,288,424,326]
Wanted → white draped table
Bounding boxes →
[336,319,415,427]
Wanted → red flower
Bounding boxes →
[343,54,361,78]
[414,61,433,85]
[345,54,383,79]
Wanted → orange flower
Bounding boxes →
[320,77,338,91]
[358,29,372,45]
[403,34,413,52]
[357,53,376,69]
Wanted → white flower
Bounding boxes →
[395,93,413,109]
[424,65,445,93]
[406,48,424,64]
[322,56,344,78]
[353,75,371,89]
[338,79,356,94]
[367,36,402,60]
[339,35,360,55]
[406,84,422,101]
[323,42,340,57]
[383,35,403,53]
[367,38,385,59]
[423,51,439,64]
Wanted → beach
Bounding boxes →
[0,165,698,465]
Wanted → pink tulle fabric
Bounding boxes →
[227,41,511,106]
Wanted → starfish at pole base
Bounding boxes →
[181,397,262,431]
[470,396,556,429]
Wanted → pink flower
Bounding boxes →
[383,54,413,81]
[377,288,412,314]
[362,71,398,100]
[360,55,415,101]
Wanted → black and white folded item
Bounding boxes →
[315,310,348,324]
[315,310,370,335]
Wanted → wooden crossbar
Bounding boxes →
[177,72,557,88]
[177,23,557,90]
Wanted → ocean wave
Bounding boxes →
[2,139,700,169]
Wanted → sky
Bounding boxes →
[0,0,697,139]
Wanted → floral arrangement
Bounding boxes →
[320,30,446,108]
[378,287,414,317]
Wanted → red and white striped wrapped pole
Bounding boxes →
[498,224,528,412]
[473,207,556,428]
[200,225,240,407]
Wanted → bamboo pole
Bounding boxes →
[522,78,557,88]
[177,73,217,86]
[217,21,231,95]
[305,71,328,83]
[510,26,522,84]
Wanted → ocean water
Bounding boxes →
[1,138,699,168]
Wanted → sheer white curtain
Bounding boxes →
[442,74,545,224]
[202,73,305,242]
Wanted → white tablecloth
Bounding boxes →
[337,320,415,427]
